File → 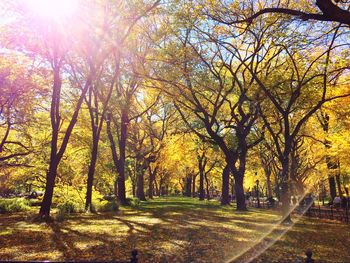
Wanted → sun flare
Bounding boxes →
[26,0,78,20]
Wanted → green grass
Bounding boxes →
[0,196,349,262]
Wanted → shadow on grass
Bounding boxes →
[2,197,349,263]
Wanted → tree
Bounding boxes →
[150,11,263,208]
[0,54,37,168]
[195,140,219,200]
[242,23,349,222]
[210,0,350,26]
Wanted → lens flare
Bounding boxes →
[26,0,78,20]
[224,189,313,263]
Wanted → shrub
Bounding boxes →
[125,197,140,207]
[96,200,119,212]
[0,198,30,213]
[56,200,83,221]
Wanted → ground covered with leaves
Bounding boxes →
[1,197,349,263]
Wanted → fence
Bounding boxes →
[306,205,349,223]
[248,198,349,223]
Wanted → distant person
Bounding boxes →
[305,194,314,207]
[333,196,341,208]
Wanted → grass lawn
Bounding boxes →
[0,197,349,263]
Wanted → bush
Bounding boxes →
[96,200,119,212]
[56,200,83,221]
[125,197,141,207]
[0,198,30,213]
[103,194,116,201]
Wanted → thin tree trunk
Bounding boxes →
[221,165,230,205]
[158,178,163,196]
[136,170,146,201]
[231,175,235,198]
[107,113,121,202]
[192,174,197,197]
[266,170,272,198]
[154,178,159,196]
[85,139,98,211]
[117,109,128,204]
[199,168,205,201]
[185,176,192,197]
[336,173,342,197]
[205,173,210,200]
[148,166,157,199]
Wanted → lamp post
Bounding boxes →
[256,179,260,208]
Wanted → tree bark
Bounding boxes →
[221,165,230,205]
[85,139,98,211]
[205,173,210,200]
[39,160,59,219]
[192,174,197,197]
[117,109,128,204]
[136,170,146,201]
[114,179,118,198]
[199,166,205,201]
[266,170,272,198]
[281,153,292,224]
[336,174,342,197]
[233,144,248,210]
[233,175,246,210]
[148,166,157,199]
[107,113,121,202]
[185,176,192,197]
[231,175,235,198]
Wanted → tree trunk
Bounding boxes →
[221,165,230,205]
[148,166,154,199]
[328,175,337,201]
[266,170,273,198]
[234,136,248,210]
[158,178,163,196]
[85,139,98,212]
[231,175,235,197]
[205,173,210,200]
[38,64,61,220]
[192,174,197,197]
[117,109,128,204]
[39,160,59,220]
[154,178,160,196]
[132,183,136,197]
[114,179,118,199]
[199,168,205,201]
[185,176,192,197]
[336,173,342,197]
[322,115,338,202]
[281,156,292,224]
[136,171,146,201]
[107,113,121,202]
[234,175,246,210]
